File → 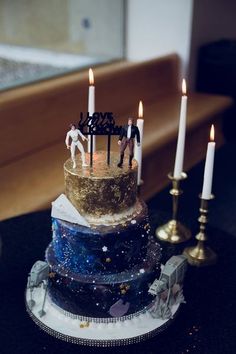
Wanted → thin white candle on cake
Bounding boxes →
[173,79,187,179]
[134,100,144,185]
[87,68,96,153]
[202,125,216,200]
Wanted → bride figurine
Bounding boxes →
[65,123,88,168]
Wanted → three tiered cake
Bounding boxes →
[26,148,186,346]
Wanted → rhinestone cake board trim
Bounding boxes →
[25,285,180,346]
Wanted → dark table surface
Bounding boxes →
[1,142,236,354]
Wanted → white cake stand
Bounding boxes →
[25,285,180,346]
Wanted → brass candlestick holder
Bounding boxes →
[183,195,217,266]
[156,172,191,244]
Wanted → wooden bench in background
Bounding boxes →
[0,54,233,220]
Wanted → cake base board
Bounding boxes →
[25,285,180,346]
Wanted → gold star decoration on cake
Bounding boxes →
[119,283,130,294]
[48,272,56,278]
[80,321,90,328]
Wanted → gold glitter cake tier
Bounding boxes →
[64,151,138,218]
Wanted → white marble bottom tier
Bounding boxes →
[25,285,180,346]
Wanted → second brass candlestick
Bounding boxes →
[183,195,217,267]
[156,172,191,244]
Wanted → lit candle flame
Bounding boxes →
[210,124,215,141]
[138,100,143,118]
[182,79,187,95]
[89,68,94,85]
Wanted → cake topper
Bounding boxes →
[65,123,88,169]
[117,118,140,168]
[79,112,122,166]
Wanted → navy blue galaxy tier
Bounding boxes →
[46,203,161,318]
[50,202,154,275]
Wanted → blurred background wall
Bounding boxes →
[1,0,236,90]
[189,0,236,88]
[126,0,194,78]
[126,0,236,88]
[0,0,124,57]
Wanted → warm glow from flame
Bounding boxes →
[210,124,215,141]
[138,100,143,118]
[89,68,94,85]
[182,79,187,95]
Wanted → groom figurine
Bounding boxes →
[117,118,140,168]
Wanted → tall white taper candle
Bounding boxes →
[134,101,144,185]
[202,125,215,200]
[87,68,96,153]
[173,79,187,178]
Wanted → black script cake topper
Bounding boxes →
[78,112,122,166]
